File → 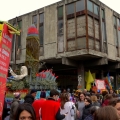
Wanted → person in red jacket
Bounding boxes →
[41,89,66,120]
[32,91,46,120]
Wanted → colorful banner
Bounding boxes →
[0,23,13,117]
[95,79,106,90]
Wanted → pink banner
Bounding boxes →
[95,79,106,90]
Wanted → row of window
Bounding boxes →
[32,13,44,46]
[11,0,120,59]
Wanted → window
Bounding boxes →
[67,3,74,15]
[57,6,64,52]
[66,1,86,51]
[118,19,120,47]
[58,6,64,35]
[39,13,44,46]
[32,15,37,27]
[17,21,22,48]
[87,0,93,13]
[58,6,63,19]
[101,9,107,53]
[87,0,100,51]
[39,13,44,55]
[102,10,106,42]
[94,4,99,16]
[39,26,44,45]
[40,14,44,23]
[113,16,118,45]
[102,10,105,19]
[16,20,22,60]
[113,16,119,56]
[58,20,63,35]
[76,0,85,12]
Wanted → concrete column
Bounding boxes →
[101,70,104,79]
[77,64,85,90]
[114,72,117,90]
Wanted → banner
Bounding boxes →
[0,23,13,117]
[95,79,106,90]
[85,70,94,91]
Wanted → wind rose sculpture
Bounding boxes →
[30,69,58,90]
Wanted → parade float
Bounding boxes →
[6,24,58,100]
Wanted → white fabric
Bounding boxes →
[9,66,28,80]
[60,101,76,120]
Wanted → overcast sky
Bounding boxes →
[0,0,120,21]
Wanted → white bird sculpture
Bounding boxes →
[9,66,28,80]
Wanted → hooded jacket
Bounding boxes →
[82,104,92,120]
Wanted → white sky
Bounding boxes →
[0,0,120,21]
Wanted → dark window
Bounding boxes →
[39,26,44,45]
[102,10,106,42]
[118,21,120,46]
[18,20,22,29]
[114,16,117,26]
[39,13,44,46]
[76,0,85,12]
[113,16,118,45]
[102,22,106,41]
[58,20,63,35]
[58,6,63,19]
[40,13,44,23]
[58,6,64,53]
[87,0,93,13]
[102,9,105,19]
[32,15,37,27]
[94,4,99,16]
[17,21,22,47]
[67,3,74,15]
[119,19,120,26]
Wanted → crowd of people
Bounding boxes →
[2,88,120,120]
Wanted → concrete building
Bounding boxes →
[9,0,120,90]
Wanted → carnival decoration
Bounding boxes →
[30,69,58,89]
[8,66,28,80]
[25,24,40,76]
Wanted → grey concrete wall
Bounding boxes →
[105,7,116,60]
[43,4,58,59]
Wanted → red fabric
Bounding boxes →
[57,98,61,103]
[102,99,109,107]
[41,99,60,120]
[32,99,46,120]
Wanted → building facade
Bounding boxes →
[9,0,120,90]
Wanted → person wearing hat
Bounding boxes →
[10,92,21,120]
[24,89,37,104]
